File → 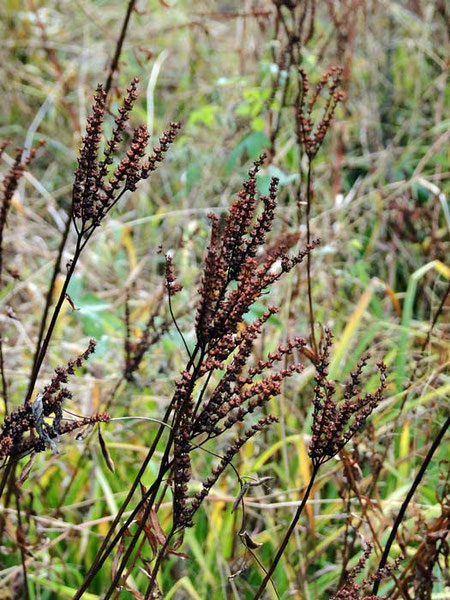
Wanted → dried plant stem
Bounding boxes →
[144,527,176,599]
[25,234,82,403]
[372,415,450,595]
[30,0,134,392]
[102,460,172,599]
[305,161,317,352]
[0,205,9,414]
[15,490,30,600]
[74,346,202,598]
[0,341,8,414]
[253,464,319,599]
[72,414,172,598]
[29,207,72,385]
[26,187,128,404]
[104,0,137,95]
[340,450,408,600]
[101,348,206,599]
[168,291,191,360]
[0,460,14,536]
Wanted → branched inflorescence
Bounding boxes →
[297,66,344,159]
[0,340,109,460]
[0,142,43,286]
[72,78,180,235]
[195,158,318,347]
[165,156,318,532]
[331,543,402,599]
[309,329,387,467]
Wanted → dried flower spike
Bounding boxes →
[309,329,387,466]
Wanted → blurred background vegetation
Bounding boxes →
[0,1,448,598]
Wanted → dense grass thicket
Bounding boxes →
[0,1,448,599]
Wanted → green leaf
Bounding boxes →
[225,131,270,173]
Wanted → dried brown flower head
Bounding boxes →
[309,329,387,466]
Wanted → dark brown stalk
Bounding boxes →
[104,0,137,96]
[305,160,316,352]
[27,5,136,400]
[73,345,202,598]
[29,206,72,386]
[101,348,206,599]
[0,341,8,414]
[253,465,319,599]
[15,490,30,600]
[25,234,82,403]
[72,409,173,598]
[144,526,176,599]
[101,449,174,597]
[0,460,14,540]
[372,415,450,595]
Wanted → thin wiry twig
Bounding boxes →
[372,415,450,595]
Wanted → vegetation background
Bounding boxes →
[0,0,448,598]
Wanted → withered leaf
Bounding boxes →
[135,485,188,559]
[239,530,262,550]
[111,538,125,579]
[17,452,36,487]
[98,426,115,473]
[124,582,145,600]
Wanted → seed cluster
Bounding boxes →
[0,142,43,287]
[0,340,107,459]
[165,156,318,531]
[72,79,180,231]
[331,543,402,599]
[195,156,318,346]
[297,66,344,159]
[309,329,387,466]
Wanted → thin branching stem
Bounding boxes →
[253,463,319,599]
[372,415,450,595]
[15,489,30,600]
[104,0,137,96]
[29,205,72,384]
[74,344,203,597]
[101,347,206,599]
[305,160,317,353]
[25,233,82,403]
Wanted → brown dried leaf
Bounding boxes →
[239,530,262,550]
[167,547,189,559]
[135,486,188,559]
[17,452,36,487]
[149,507,166,546]
[98,426,115,473]
[111,538,125,579]
[124,582,145,600]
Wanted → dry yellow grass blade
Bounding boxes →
[329,279,376,378]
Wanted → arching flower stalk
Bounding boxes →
[253,330,387,599]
